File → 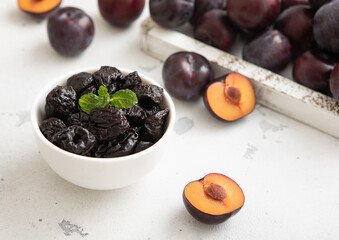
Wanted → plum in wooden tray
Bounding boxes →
[183,173,245,224]
[140,1,339,138]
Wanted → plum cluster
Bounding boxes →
[40,66,169,158]
[149,0,339,99]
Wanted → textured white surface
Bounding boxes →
[1,1,339,239]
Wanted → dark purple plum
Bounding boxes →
[162,51,213,101]
[190,0,227,25]
[149,0,195,28]
[308,47,339,65]
[47,7,94,56]
[329,64,339,99]
[227,0,281,32]
[281,0,310,11]
[98,0,145,28]
[243,30,291,72]
[194,9,236,51]
[313,0,339,54]
[274,5,314,57]
[309,0,331,10]
[293,50,334,93]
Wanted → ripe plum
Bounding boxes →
[194,10,236,51]
[98,0,145,28]
[149,0,195,28]
[309,0,331,10]
[329,64,339,99]
[190,0,227,25]
[242,30,291,72]
[293,50,334,92]
[281,0,310,11]
[274,5,314,57]
[227,0,281,32]
[313,0,339,54]
[162,51,213,101]
[47,7,95,56]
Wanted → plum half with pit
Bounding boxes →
[98,0,145,28]
[274,5,314,57]
[190,0,227,25]
[183,173,245,224]
[149,0,195,28]
[194,9,237,51]
[227,0,281,32]
[243,30,291,72]
[313,0,339,54]
[162,51,213,101]
[293,50,334,93]
[18,0,61,18]
[47,7,95,56]
[203,73,256,121]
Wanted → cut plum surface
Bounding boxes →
[204,73,255,121]
[183,173,245,224]
[18,0,61,17]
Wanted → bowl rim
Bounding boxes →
[31,66,176,163]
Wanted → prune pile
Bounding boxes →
[150,0,339,100]
[40,66,169,158]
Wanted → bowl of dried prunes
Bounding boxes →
[31,66,176,190]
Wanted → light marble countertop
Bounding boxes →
[1,1,339,239]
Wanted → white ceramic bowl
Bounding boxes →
[31,67,176,190]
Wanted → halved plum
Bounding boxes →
[183,173,245,224]
[18,0,61,17]
[203,72,256,121]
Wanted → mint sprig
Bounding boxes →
[109,89,138,109]
[79,86,138,114]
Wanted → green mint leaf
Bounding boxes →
[110,89,138,109]
[79,86,110,114]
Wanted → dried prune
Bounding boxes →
[52,125,96,156]
[118,71,142,89]
[92,66,123,94]
[132,83,164,105]
[89,107,130,141]
[45,86,77,118]
[131,126,143,134]
[143,105,160,116]
[143,105,161,117]
[39,117,66,142]
[123,104,147,126]
[142,108,169,142]
[66,72,94,96]
[66,110,89,127]
[80,85,98,98]
[95,130,138,158]
[134,141,153,153]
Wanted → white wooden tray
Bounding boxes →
[140,17,339,138]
